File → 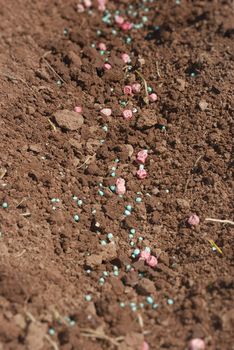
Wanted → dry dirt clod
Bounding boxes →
[198,100,208,111]
[53,109,84,131]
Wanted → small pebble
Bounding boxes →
[135,197,142,203]
[2,202,8,209]
[130,228,136,235]
[98,190,104,196]
[126,205,132,211]
[167,298,174,305]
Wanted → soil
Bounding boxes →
[0,0,233,349]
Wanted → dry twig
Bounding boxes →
[0,167,7,179]
[156,61,161,78]
[208,239,223,254]
[77,154,96,169]
[25,312,59,350]
[80,328,122,347]
[135,70,149,104]
[48,118,57,131]
[205,218,234,225]
[41,51,66,84]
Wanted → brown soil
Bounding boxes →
[0,0,233,349]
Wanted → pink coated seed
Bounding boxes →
[142,341,149,350]
[146,255,158,268]
[97,0,107,11]
[104,63,112,70]
[77,4,85,12]
[137,150,148,164]
[121,53,131,63]
[115,15,124,25]
[101,108,112,116]
[149,93,158,102]
[139,250,151,261]
[98,42,107,51]
[188,214,200,226]
[121,21,132,31]
[123,85,133,95]
[74,106,82,113]
[132,83,141,93]
[116,178,126,195]
[83,0,92,8]
[137,168,147,179]
[188,339,205,350]
[122,110,133,120]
